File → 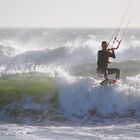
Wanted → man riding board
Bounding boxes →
[97,41,120,84]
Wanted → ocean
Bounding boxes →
[0,28,140,139]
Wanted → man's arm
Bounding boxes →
[108,49,116,58]
[97,51,100,64]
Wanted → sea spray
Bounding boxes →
[56,73,140,118]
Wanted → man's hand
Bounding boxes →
[110,48,115,51]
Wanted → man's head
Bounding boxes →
[101,41,108,50]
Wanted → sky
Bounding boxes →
[0,0,139,28]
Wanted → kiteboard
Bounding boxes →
[100,79,117,86]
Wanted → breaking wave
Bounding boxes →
[0,71,140,123]
[0,38,140,73]
[0,28,140,123]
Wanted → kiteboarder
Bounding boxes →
[97,41,120,83]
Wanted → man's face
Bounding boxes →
[102,43,108,50]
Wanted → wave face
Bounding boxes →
[58,75,140,118]
[0,28,140,123]
[0,72,140,123]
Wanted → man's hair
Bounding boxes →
[101,41,107,46]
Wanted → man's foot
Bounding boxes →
[110,79,117,84]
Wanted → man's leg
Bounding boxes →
[104,69,108,80]
[107,68,120,80]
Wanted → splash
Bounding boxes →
[0,71,140,122]
[57,74,140,118]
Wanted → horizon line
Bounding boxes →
[0,26,140,29]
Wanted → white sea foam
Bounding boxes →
[55,72,140,118]
[0,36,140,68]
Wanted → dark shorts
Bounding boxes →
[97,68,120,80]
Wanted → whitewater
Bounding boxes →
[0,28,140,139]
